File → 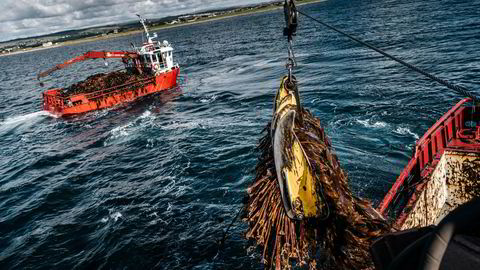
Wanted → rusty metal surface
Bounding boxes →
[399,150,480,230]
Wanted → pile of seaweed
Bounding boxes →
[60,71,150,97]
[245,104,391,269]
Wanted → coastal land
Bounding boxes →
[0,0,323,57]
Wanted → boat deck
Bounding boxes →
[378,99,480,229]
[398,149,480,229]
[435,149,480,223]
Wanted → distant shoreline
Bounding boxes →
[0,0,324,57]
[0,44,63,57]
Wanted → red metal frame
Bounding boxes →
[378,98,480,216]
[38,51,140,79]
[43,67,179,116]
[40,17,179,117]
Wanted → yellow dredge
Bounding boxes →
[271,77,325,219]
[245,76,389,269]
[243,1,480,269]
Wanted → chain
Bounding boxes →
[284,0,298,86]
[286,40,297,84]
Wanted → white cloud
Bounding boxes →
[0,0,266,41]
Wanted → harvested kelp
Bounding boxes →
[60,71,150,97]
[244,79,390,269]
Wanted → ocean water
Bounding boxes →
[0,0,479,269]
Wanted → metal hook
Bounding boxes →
[284,1,298,86]
[284,0,298,41]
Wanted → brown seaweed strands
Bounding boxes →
[244,108,390,269]
[60,71,150,97]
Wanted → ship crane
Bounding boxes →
[38,15,177,80]
[38,14,180,117]
[37,51,143,79]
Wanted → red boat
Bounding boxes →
[378,98,480,229]
[371,98,480,269]
[39,16,180,117]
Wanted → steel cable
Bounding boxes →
[296,9,479,103]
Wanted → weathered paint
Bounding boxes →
[379,98,480,229]
[398,150,480,230]
[43,68,179,116]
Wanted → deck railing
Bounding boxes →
[378,98,471,216]
[83,76,155,100]
[43,75,156,109]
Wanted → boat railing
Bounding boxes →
[415,98,471,170]
[83,76,155,100]
[43,90,65,110]
[43,76,157,111]
[378,98,472,217]
[59,76,155,101]
[385,159,421,219]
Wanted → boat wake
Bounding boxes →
[105,110,156,145]
[355,118,420,140]
[394,126,420,140]
[356,118,389,129]
[199,94,217,103]
[0,111,57,128]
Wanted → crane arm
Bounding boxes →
[37,51,139,79]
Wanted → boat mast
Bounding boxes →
[136,14,153,43]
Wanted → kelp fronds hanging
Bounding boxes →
[244,82,390,269]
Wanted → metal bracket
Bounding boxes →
[283,0,298,41]
[284,75,303,124]
[284,0,298,88]
[286,41,297,83]
[283,0,301,116]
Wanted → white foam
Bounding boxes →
[146,138,155,148]
[160,117,250,131]
[110,212,122,222]
[199,94,217,103]
[106,110,154,144]
[110,123,132,138]
[160,120,204,130]
[356,119,388,129]
[139,110,152,119]
[158,180,176,196]
[394,127,420,140]
[1,111,55,126]
[172,185,193,198]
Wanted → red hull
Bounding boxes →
[378,98,480,227]
[43,67,179,116]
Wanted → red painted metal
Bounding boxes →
[39,17,181,117]
[43,67,179,117]
[37,51,140,79]
[378,98,480,216]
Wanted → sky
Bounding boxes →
[0,0,268,42]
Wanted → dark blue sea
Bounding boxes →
[1,0,479,269]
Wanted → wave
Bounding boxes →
[109,123,133,139]
[105,110,155,143]
[394,126,420,140]
[100,211,123,223]
[356,119,420,140]
[199,94,217,103]
[1,111,57,127]
[356,119,388,129]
